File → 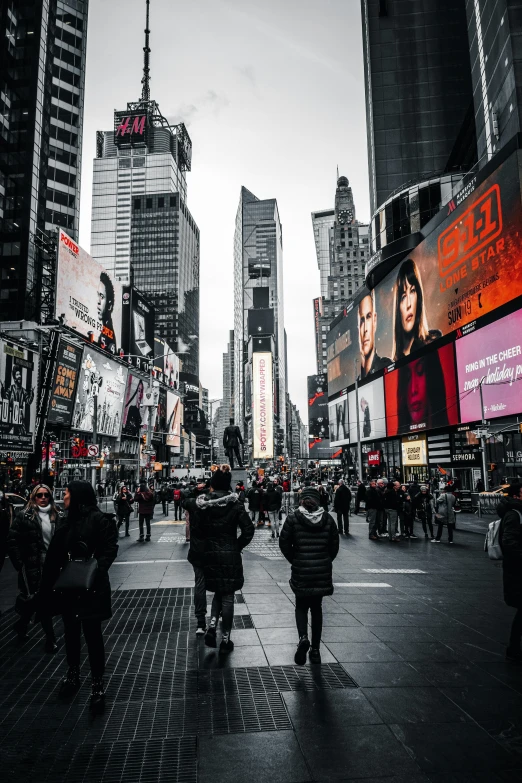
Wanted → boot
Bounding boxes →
[294,635,310,666]
[309,647,322,665]
[59,666,81,698]
[90,676,105,711]
[219,633,234,653]
[205,620,217,648]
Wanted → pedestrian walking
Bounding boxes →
[265,482,282,538]
[160,483,171,516]
[365,480,382,540]
[173,484,183,520]
[279,487,339,665]
[383,482,400,542]
[114,485,134,536]
[402,490,417,538]
[235,482,246,503]
[40,481,118,710]
[134,481,155,542]
[497,484,522,662]
[354,480,366,515]
[432,485,456,543]
[376,479,387,534]
[198,468,254,652]
[333,479,351,535]
[7,483,62,651]
[317,483,329,512]
[246,481,261,523]
[183,478,211,635]
[414,485,435,539]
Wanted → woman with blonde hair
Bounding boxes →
[8,483,63,651]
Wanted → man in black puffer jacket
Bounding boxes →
[197,468,254,653]
[279,487,339,666]
[498,485,522,662]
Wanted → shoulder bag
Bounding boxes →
[54,550,98,592]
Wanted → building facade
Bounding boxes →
[0,0,88,321]
[233,187,286,457]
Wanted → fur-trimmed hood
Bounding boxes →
[196,491,239,509]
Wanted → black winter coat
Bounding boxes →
[498,497,522,608]
[264,487,282,512]
[198,491,254,593]
[183,492,207,567]
[8,508,63,595]
[365,486,382,511]
[115,492,134,517]
[356,483,367,501]
[279,508,339,597]
[134,489,155,515]
[334,484,352,512]
[383,487,399,511]
[247,487,261,511]
[40,507,118,620]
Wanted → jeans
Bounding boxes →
[192,564,207,623]
[268,510,280,534]
[435,520,455,542]
[509,607,522,653]
[209,592,235,635]
[378,509,387,534]
[336,510,349,534]
[139,514,151,537]
[367,508,378,536]
[387,509,398,539]
[295,595,323,649]
[174,502,182,520]
[62,614,105,678]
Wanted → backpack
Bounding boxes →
[484,510,522,560]
[173,489,181,501]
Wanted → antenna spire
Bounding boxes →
[336,164,339,181]
[141,0,151,103]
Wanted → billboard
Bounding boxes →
[401,434,428,466]
[166,390,181,450]
[307,373,329,439]
[55,230,123,355]
[253,352,274,459]
[154,337,180,389]
[456,308,522,423]
[121,372,145,437]
[72,349,128,437]
[385,342,459,436]
[47,339,82,426]
[327,151,522,395]
[348,376,386,443]
[328,394,349,447]
[121,286,155,370]
[309,438,335,459]
[0,339,39,451]
[114,110,150,147]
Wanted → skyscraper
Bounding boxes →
[0,0,89,321]
[233,187,285,456]
[90,1,199,374]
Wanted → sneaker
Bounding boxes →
[219,638,234,653]
[59,666,81,698]
[195,622,207,636]
[294,635,310,666]
[309,648,321,665]
[205,626,217,648]
[409,534,418,539]
[431,539,441,543]
[448,541,454,544]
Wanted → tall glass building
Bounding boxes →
[0,0,89,321]
[233,187,286,453]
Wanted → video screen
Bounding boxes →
[348,376,386,443]
[328,394,349,447]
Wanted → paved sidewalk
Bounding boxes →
[1,513,522,782]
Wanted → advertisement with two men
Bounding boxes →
[327,151,522,397]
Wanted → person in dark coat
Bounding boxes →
[222,419,244,469]
[279,487,339,666]
[160,483,171,516]
[197,468,254,652]
[246,482,261,523]
[383,483,400,542]
[134,482,155,542]
[183,478,211,634]
[40,481,118,710]
[333,479,352,535]
[498,484,522,662]
[114,485,134,537]
[264,482,283,538]
[7,483,63,650]
[414,485,435,539]
[354,481,366,514]
[365,480,382,540]
[317,483,329,512]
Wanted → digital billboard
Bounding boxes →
[166,390,181,450]
[385,342,459,436]
[456,308,522,423]
[348,376,386,443]
[72,350,128,437]
[253,352,274,459]
[121,286,155,370]
[328,151,522,396]
[328,394,349,447]
[47,339,82,427]
[307,374,329,439]
[154,337,180,389]
[0,339,39,452]
[55,230,123,355]
[121,373,145,437]
[309,438,335,459]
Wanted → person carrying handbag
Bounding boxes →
[40,481,118,710]
[7,483,62,651]
[432,486,456,544]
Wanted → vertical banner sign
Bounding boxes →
[0,339,39,451]
[253,352,274,459]
[47,340,82,426]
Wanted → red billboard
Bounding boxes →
[385,343,459,436]
[328,151,522,396]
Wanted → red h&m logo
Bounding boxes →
[116,115,146,138]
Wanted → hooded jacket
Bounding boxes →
[279,506,339,597]
[498,496,522,607]
[197,491,254,593]
[134,488,155,515]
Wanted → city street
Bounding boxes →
[1,514,521,782]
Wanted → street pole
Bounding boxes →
[354,357,363,482]
[91,393,98,490]
[479,377,489,490]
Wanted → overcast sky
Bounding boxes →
[79,0,370,421]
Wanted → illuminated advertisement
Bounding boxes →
[309,438,335,459]
[166,390,181,450]
[401,434,428,466]
[47,339,82,426]
[328,151,522,395]
[154,337,179,389]
[253,352,274,459]
[72,350,128,437]
[114,110,150,147]
[328,394,349,447]
[121,373,145,437]
[308,373,329,439]
[0,339,39,451]
[55,230,123,355]
[121,286,155,370]
[348,376,386,443]
[456,308,522,423]
[385,343,459,436]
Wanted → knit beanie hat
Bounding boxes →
[300,487,320,504]
[210,469,232,491]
